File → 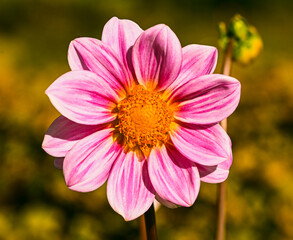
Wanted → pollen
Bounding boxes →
[117,85,173,156]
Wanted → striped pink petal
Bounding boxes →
[102,17,143,81]
[68,37,129,93]
[46,71,118,125]
[132,24,182,91]
[148,144,200,207]
[197,150,233,183]
[63,128,121,192]
[167,44,217,93]
[172,74,241,125]
[155,194,178,208]
[170,123,231,166]
[42,116,104,157]
[107,151,155,221]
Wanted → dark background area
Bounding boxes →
[1,0,293,239]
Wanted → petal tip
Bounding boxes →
[123,213,141,222]
[67,184,81,192]
[44,86,52,96]
[108,16,119,23]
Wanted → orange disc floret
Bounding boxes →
[117,85,173,155]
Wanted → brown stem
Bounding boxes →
[221,39,233,76]
[144,204,158,240]
[216,178,227,240]
[216,38,233,240]
[139,215,147,240]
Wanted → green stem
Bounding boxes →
[144,204,158,240]
[216,38,233,240]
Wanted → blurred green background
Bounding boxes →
[1,0,293,239]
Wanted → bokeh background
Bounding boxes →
[1,0,293,239]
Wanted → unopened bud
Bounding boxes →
[218,14,263,64]
[228,14,249,41]
[218,22,229,50]
[233,27,263,64]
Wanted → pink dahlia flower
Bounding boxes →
[42,17,240,221]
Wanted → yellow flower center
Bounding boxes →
[117,85,173,156]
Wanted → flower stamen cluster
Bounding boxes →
[117,85,173,156]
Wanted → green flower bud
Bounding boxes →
[218,22,229,50]
[227,14,249,41]
[218,14,263,64]
[218,22,227,37]
[233,27,263,64]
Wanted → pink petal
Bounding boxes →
[68,37,130,92]
[102,17,143,80]
[132,24,182,91]
[54,157,64,170]
[155,194,178,209]
[172,74,241,125]
[197,150,233,183]
[42,116,104,157]
[46,71,118,125]
[170,123,231,166]
[107,151,155,221]
[148,144,200,207]
[63,128,121,192]
[166,44,217,93]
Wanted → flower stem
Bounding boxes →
[216,179,227,240]
[139,215,147,240]
[144,204,158,240]
[216,38,233,240]
[221,39,233,76]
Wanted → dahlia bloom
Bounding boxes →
[42,17,240,221]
